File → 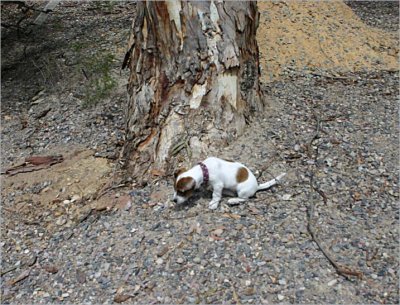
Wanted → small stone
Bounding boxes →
[102,263,111,272]
[193,257,201,264]
[281,194,291,201]
[156,258,163,265]
[371,274,378,279]
[43,265,58,274]
[70,195,81,203]
[331,245,340,253]
[327,279,337,286]
[177,258,184,264]
[76,270,86,284]
[278,279,286,285]
[277,294,284,301]
[55,216,67,226]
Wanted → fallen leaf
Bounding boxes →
[25,155,63,166]
[4,155,63,176]
[248,207,261,215]
[26,255,37,267]
[222,213,241,220]
[210,234,224,241]
[244,287,255,295]
[92,194,115,211]
[352,192,361,201]
[157,246,169,257]
[43,265,58,274]
[150,168,165,176]
[188,222,202,234]
[116,287,124,294]
[6,269,30,286]
[211,227,225,236]
[150,191,166,202]
[114,293,133,303]
[115,195,132,210]
[34,107,52,119]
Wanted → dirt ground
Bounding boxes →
[1,1,399,304]
[257,1,398,82]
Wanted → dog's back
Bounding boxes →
[203,157,258,192]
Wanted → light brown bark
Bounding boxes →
[122,1,263,182]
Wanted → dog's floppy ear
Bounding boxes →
[174,168,187,179]
[176,177,195,192]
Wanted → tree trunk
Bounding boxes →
[122,0,263,182]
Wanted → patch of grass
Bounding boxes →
[70,41,87,52]
[81,52,117,107]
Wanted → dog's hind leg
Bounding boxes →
[227,188,253,205]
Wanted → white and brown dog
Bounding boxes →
[173,157,286,209]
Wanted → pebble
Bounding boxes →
[177,258,184,264]
[277,294,284,301]
[156,258,163,265]
[328,279,337,286]
[70,195,81,202]
[56,217,67,226]
[278,279,287,285]
[193,257,201,264]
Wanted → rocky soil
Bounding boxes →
[1,1,399,304]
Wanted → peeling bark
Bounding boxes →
[122,0,263,181]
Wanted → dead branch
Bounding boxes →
[307,174,363,280]
[305,104,363,280]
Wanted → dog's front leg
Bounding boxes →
[209,183,223,210]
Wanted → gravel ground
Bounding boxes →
[1,2,399,304]
[1,1,132,167]
[345,1,399,32]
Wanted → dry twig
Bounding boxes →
[306,104,363,280]
[307,178,363,280]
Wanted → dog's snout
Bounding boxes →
[173,198,178,203]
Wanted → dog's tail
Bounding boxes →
[257,173,286,191]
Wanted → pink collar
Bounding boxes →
[198,162,209,185]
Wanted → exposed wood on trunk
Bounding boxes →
[122,0,263,181]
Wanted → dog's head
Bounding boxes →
[173,168,196,204]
